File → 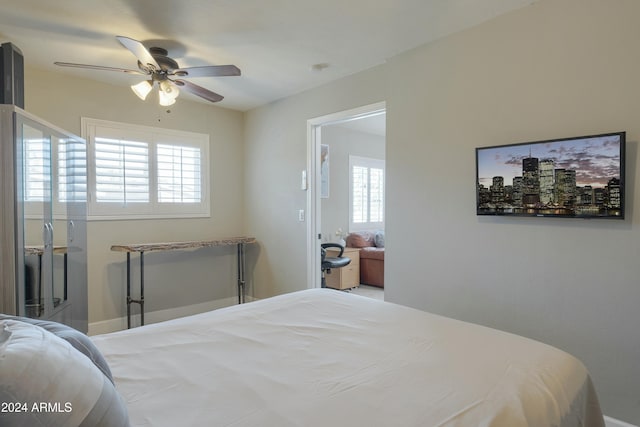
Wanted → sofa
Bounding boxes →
[346,231,385,288]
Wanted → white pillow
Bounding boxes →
[0,319,130,427]
[0,314,114,383]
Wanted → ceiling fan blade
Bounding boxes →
[173,65,241,78]
[173,80,224,103]
[54,62,146,75]
[116,36,160,72]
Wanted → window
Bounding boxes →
[82,118,210,219]
[349,155,384,231]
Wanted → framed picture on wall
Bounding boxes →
[321,144,329,198]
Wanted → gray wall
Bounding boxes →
[320,124,385,242]
[245,0,640,423]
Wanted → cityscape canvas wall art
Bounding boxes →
[476,132,625,219]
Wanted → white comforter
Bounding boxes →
[92,289,604,427]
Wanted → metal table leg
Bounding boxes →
[63,253,68,301]
[37,253,43,317]
[126,252,131,329]
[126,251,146,328]
[237,243,246,304]
[140,251,145,326]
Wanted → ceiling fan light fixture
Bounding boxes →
[160,80,180,100]
[158,87,177,106]
[131,80,153,100]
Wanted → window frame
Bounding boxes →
[82,118,210,220]
[349,155,385,232]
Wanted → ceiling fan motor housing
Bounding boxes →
[140,47,179,75]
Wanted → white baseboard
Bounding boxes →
[88,296,255,335]
[605,415,637,427]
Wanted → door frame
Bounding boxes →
[305,101,386,289]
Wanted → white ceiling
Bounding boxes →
[0,0,537,112]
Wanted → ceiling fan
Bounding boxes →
[54,36,240,105]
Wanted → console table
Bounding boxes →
[111,237,256,328]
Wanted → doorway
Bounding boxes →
[306,102,386,290]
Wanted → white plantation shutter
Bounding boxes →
[24,136,51,202]
[95,137,149,203]
[369,167,384,222]
[83,118,209,219]
[57,137,87,203]
[157,144,201,203]
[349,156,385,231]
[352,166,368,223]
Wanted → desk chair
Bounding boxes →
[321,243,351,288]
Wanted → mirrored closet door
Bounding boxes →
[0,105,88,332]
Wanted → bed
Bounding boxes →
[1,289,604,427]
